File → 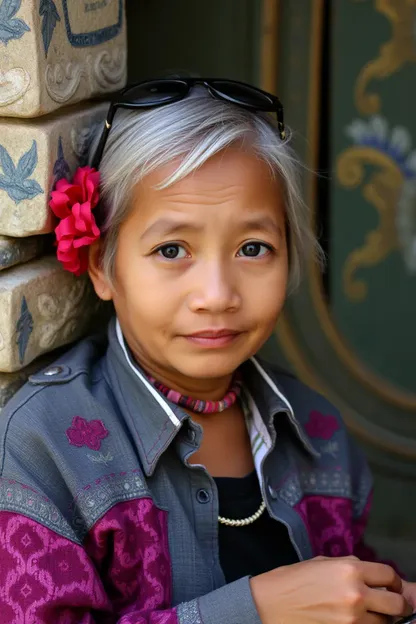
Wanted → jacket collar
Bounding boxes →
[104,318,318,476]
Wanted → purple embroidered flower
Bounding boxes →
[66,416,109,451]
[305,410,340,440]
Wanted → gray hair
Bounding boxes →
[95,88,323,292]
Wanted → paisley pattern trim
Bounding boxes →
[277,468,372,516]
[0,478,78,542]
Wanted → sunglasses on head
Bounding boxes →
[90,77,286,169]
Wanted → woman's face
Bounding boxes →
[90,148,288,396]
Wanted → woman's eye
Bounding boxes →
[237,242,271,258]
[156,244,188,259]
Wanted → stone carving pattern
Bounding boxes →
[92,48,126,89]
[45,46,126,104]
[71,119,102,167]
[0,140,43,204]
[0,67,31,106]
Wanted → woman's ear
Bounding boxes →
[88,240,113,301]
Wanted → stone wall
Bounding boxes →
[0,0,127,410]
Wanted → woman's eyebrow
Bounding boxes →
[237,216,282,235]
[140,215,282,241]
[140,218,203,240]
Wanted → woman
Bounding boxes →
[0,78,415,624]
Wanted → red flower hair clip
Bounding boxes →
[49,166,101,276]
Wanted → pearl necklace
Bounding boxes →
[218,499,266,527]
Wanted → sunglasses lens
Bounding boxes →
[122,80,188,105]
[210,80,274,109]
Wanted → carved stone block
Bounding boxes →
[0,255,100,373]
[0,235,45,271]
[0,0,126,117]
[0,100,107,237]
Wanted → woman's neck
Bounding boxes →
[189,402,254,477]
[135,357,235,402]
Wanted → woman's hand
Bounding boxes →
[250,556,412,624]
[401,580,416,613]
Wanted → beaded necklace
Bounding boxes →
[146,370,266,526]
[146,371,243,414]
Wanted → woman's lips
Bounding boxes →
[183,330,242,348]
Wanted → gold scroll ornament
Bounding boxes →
[337,146,403,301]
[355,0,416,116]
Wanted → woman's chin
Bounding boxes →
[173,353,248,381]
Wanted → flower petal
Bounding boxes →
[57,238,74,254]
[55,215,76,240]
[405,151,416,175]
[369,115,388,145]
[391,126,411,156]
[73,233,99,248]
[50,166,101,276]
[66,427,85,447]
[345,119,368,144]
[88,420,109,439]
[49,191,72,219]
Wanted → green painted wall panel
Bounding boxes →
[330,0,416,394]
[126,0,261,84]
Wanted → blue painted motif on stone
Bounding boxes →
[39,0,60,56]
[0,0,30,45]
[16,295,33,365]
[53,136,70,183]
[0,140,43,204]
[61,0,122,48]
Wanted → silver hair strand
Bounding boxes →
[93,87,323,292]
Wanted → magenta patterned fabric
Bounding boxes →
[295,495,361,557]
[0,498,178,624]
[295,494,400,573]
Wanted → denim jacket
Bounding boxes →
[0,317,375,624]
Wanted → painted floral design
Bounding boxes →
[345,115,416,275]
[66,416,109,451]
[0,0,30,45]
[0,140,43,204]
[53,136,70,184]
[345,115,416,179]
[16,295,33,365]
[39,0,60,56]
[305,410,340,441]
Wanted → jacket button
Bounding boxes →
[44,366,63,376]
[196,489,211,504]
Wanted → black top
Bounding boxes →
[215,471,299,583]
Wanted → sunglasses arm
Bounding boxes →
[90,104,118,169]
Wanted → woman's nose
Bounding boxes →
[188,262,241,314]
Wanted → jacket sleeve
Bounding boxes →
[348,437,402,574]
[0,507,261,624]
